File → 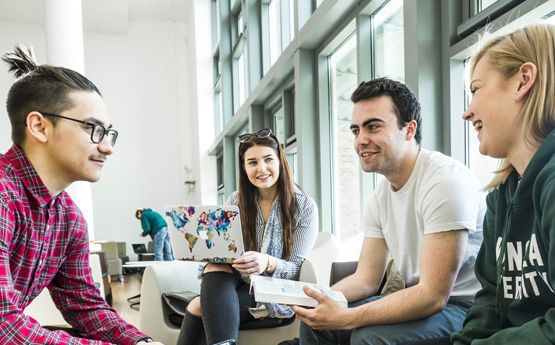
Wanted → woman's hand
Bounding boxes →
[232,251,269,276]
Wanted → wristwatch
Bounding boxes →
[137,338,153,344]
[265,254,273,273]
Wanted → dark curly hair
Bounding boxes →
[351,78,422,146]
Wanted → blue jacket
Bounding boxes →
[140,208,167,239]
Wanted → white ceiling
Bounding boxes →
[0,0,191,34]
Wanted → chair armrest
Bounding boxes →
[298,259,317,284]
[329,261,358,286]
[330,261,392,295]
[139,261,202,344]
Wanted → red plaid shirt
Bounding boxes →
[0,145,148,344]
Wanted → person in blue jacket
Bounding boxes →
[452,23,555,344]
[135,208,173,261]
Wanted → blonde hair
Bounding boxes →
[470,24,555,189]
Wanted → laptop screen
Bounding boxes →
[165,205,245,263]
[132,243,147,254]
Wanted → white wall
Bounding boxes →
[0,17,208,253]
[0,21,46,152]
[86,20,193,248]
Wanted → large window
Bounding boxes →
[266,0,294,67]
[478,0,499,13]
[329,33,359,256]
[273,106,285,145]
[371,0,404,187]
[288,151,298,183]
[237,47,248,106]
[269,0,282,66]
[207,0,555,272]
[460,8,555,187]
[213,0,223,136]
[373,0,404,81]
[232,1,248,112]
[457,0,524,38]
[217,153,225,204]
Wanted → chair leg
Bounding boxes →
[127,294,141,308]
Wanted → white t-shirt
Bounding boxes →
[364,149,485,298]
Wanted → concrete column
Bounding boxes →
[45,0,85,73]
[44,0,96,240]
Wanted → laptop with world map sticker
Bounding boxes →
[164,205,245,263]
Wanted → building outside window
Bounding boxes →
[273,106,285,145]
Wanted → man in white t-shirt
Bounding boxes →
[292,78,485,345]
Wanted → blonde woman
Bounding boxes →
[452,24,555,344]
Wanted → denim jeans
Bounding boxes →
[153,227,173,261]
[300,296,472,345]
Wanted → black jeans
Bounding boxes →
[177,268,256,345]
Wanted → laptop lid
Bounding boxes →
[132,243,148,254]
[165,205,244,263]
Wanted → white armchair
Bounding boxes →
[306,231,339,286]
[139,232,339,345]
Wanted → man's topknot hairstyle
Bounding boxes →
[351,77,422,146]
[2,43,101,146]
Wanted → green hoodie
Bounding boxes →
[140,208,167,239]
[452,129,555,345]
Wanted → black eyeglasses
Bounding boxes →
[238,128,273,143]
[40,112,118,147]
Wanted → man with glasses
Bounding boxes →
[0,45,163,344]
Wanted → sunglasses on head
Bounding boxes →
[238,128,273,143]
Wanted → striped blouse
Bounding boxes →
[227,187,318,318]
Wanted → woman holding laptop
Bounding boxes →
[177,128,318,345]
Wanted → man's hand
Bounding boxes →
[290,286,352,331]
[136,341,164,345]
[232,251,267,276]
[139,233,144,237]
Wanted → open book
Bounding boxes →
[250,275,348,308]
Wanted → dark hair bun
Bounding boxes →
[2,43,38,78]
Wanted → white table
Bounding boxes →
[122,260,166,268]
